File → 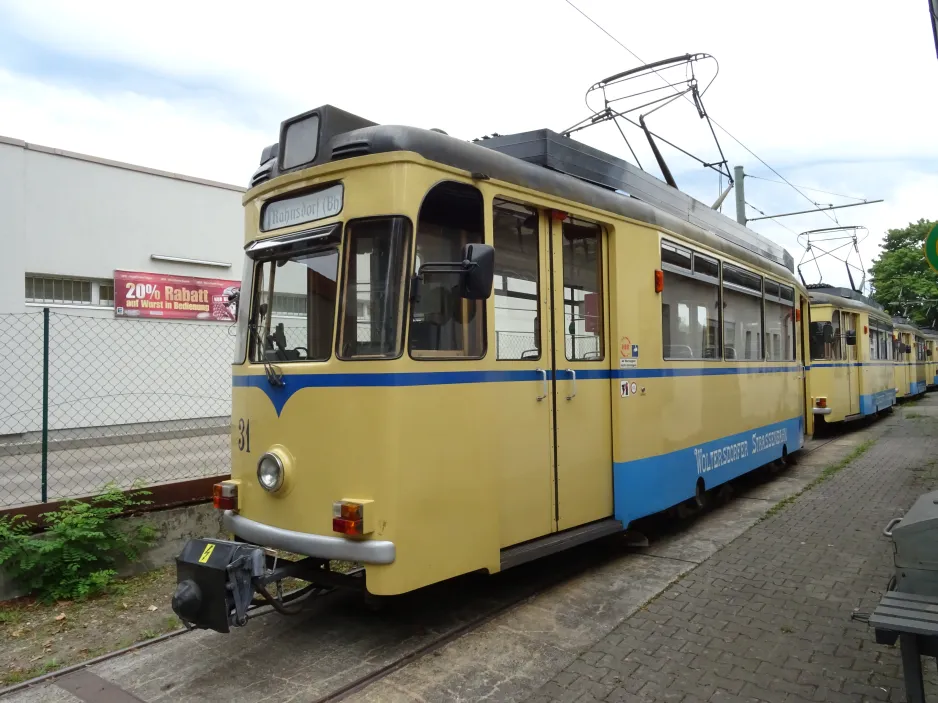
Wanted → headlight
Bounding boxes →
[257,453,284,492]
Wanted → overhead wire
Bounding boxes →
[562,0,841,225]
[744,175,869,203]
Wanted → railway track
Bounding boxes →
[0,431,847,701]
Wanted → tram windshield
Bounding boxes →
[251,248,339,362]
[248,217,411,363]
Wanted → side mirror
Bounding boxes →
[928,349,933,357]
[227,289,240,318]
[845,330,857,346]
[460,243,495,300]
[414,243,496,302]
[823,323,834,345]
[906,344,913,354]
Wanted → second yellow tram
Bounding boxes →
[807,286,895,424]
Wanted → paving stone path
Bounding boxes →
[527,401,938,703]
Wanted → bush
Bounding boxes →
[0,484,158,602]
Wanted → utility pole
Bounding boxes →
[734,165,746,226]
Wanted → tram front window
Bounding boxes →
[250,248,339,363]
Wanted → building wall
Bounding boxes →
[0,137,246,435]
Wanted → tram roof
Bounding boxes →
[251,105,796,277]
[806,285,887,316]
[893,316,924,334]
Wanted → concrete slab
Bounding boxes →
[0,688,81,703]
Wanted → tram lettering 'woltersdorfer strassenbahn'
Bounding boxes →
[170,106,921,633]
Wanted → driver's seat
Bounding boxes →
[266,323,301,361]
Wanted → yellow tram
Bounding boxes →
[172,106,812,632]
[893,318,927,400]
[806,286,895,425]
[924,330,938,390]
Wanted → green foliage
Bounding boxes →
[0,484,157,603]
[869,218,938,326]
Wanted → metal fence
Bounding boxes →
[0,309,233,509]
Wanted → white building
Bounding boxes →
[0,136,246,436]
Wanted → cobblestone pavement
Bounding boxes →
[527,400,938,703]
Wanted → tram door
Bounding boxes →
[548,215,613,531]
[491,200,554,548]
[844,312,860,415]
[799,296,811,435]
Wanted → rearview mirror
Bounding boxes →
[845,330,857,346]
[459,243,495,300]
[823,323,834,345]
[413,243,495,301]
[906,344,913,354]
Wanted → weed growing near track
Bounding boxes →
[762,439,876,520]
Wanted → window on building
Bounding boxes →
[493,199,540,360]
[337,217,411,359]
[722,264,763,360]
[24,274,119,307]
[270,292,307,316]
[98,282,115,306]
[409,182,485,359]
[763,281,794,361]
[660,241,720,360]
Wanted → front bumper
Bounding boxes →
[223,511,396,565]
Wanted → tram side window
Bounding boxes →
[660,241,721,360]
[763,281,794,361]
[409,182,485,359]
[562,217,604,361]
[493,200,540,360]
[870,327,880,360]
[337,218,411,359]
[722,264,763,360]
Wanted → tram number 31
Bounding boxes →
[237,418,251,452]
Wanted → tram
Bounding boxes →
[924,330,938,390]
[172,105,812,633]
[893,318,927,400]
[806,286,895,425]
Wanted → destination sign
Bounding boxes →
[261,184,343,231]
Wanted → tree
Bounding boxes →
[869,218,938,327]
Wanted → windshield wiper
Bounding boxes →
[248,318,284,388]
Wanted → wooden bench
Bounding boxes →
[870,591,938,703]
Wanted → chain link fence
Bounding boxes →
[0,309,233,509]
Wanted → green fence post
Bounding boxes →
[41,307,49,503]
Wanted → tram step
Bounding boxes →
[499,518,624,571]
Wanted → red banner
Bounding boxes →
[114,270,240,322]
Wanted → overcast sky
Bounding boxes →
[1,0,935,290]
